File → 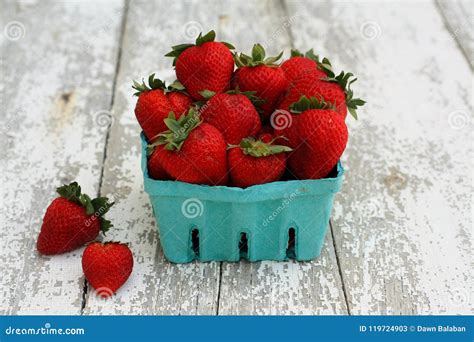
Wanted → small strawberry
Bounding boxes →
[37,182,114,255]
[82,242,133,297]
[149,109,228,185]
[199,90,262,144]
[279,64,365,119]
[133,74,192,141]
[280,96,348,179]
[228,137,292,188]
[232,44,289,120]
[281,49,331,82]
[166,31,235,100]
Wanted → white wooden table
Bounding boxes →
[1,0,472,315]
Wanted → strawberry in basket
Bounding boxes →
[133,74,192,141]
[148,109,228,185]
[166,30,235,100]
[228,136,292,187]
[281,49,331,81]
[199,90,262,144]
[232,44,288,120]
[278,61,365,119]
[277,96,348,180]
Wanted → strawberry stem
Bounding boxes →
[56,182,114,233]
[229,137,292,157]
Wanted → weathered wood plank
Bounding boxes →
[0,0,125,314]
[436,0,473,68]
[285,0,473,314]
[216,0,348,315]
[83,0,223,315]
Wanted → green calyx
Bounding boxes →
[324,70,366,120]
[165,30,235,66]
[290,48,334,75]
[289,95,336,114]
[132,73,186,96]
[198,88,266,109]
[148,108,202,153]
[56,182,114,233]
[234,44,283,68]
[229,137,292,158]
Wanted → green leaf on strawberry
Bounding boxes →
[289,95,336,114]
[228,137,292,158]
[234,44,283,68]
[56,182,114,233]
[165,30,235,66]
[132,74,188,97]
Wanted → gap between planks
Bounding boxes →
[80,0,130,315]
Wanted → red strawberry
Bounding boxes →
[149,109,228,185]
[279,64,365,119]
[200,90,262,144]
[147,150,169,180]
[232,44,289,120]
[82,242,133,297]
[37,182,114,255]
[280,96,348,179]
[281,49,330,82]
[166,31,235,101]
[228,137,291,188]
[133,74,192,141]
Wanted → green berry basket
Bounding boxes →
[140,133,344,263]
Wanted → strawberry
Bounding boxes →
[149,109,228,185]
[281,49,331,82]
[278,63,365,119]
[82,242,133,297]
[232,44,289,120]
[166,31,235,101]
[147,150,169,180]
[133,74,192,141]
[199,90,262,144]
[280,96,348,179]
[228,137,291,188]
[37,182,114,255]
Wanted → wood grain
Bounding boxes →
[285,0,473,314]
[436,0,473,68]
[0,0,125,314]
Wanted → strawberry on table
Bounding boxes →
[232,44,289,121]
[133,74,192,141]
[37,182,114,255]
[281,48,331,82]
[166,30,235,101]
[277,96,348,180]
[199,90,262,144]
[82,242,133,297]
[148,109,228,186]
[228,136,292,188]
